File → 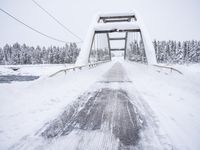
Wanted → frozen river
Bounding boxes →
[0,75,39,83]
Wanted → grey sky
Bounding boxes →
[0,0,200,47]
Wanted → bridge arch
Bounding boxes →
[76,11,157,65]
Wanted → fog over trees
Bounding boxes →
[0,40,200,65]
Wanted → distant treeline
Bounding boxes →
[0,43,80,65]
[89,49,110,62]
[127,40,200,64]
[127,40,147,63]
[153,40,200,64]
[0,40,200,65]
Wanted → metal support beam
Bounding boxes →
[95,29,117,34]
[109,37,126,40]
[95,29,140,34]
[104,19,130,23]
[110,48,125,51]
[124,32,128,60]
[106,33,112,61]
[99,15,136,22]
[118,29,141,32]
[139,31,147,63]
[88,33,96,63]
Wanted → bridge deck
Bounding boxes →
[8,60,200,150]
[32,62,165,150]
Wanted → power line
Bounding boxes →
[32,0,83,42]
[0,7,77,44]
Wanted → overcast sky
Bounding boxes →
[0,0,200,47]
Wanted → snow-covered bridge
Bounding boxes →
[0,11,200,150]
[76,12,157,66]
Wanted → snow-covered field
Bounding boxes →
[0,58,200,149]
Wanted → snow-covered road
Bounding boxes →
[40,62,145,149]
[1,59,200,150]
[11,62,170,150]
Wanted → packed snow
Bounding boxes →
[0,58,200,149]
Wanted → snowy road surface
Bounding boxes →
[11,62,169,150]
[1,59,200,150]
[40,63,144,149]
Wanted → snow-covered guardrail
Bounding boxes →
[153,64,183,75]
[49,60,111,77]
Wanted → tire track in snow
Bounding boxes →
[12,61,168,150]
[40,62,145,149]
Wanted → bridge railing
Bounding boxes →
[49,60,111,77]
[153,64,183,75]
